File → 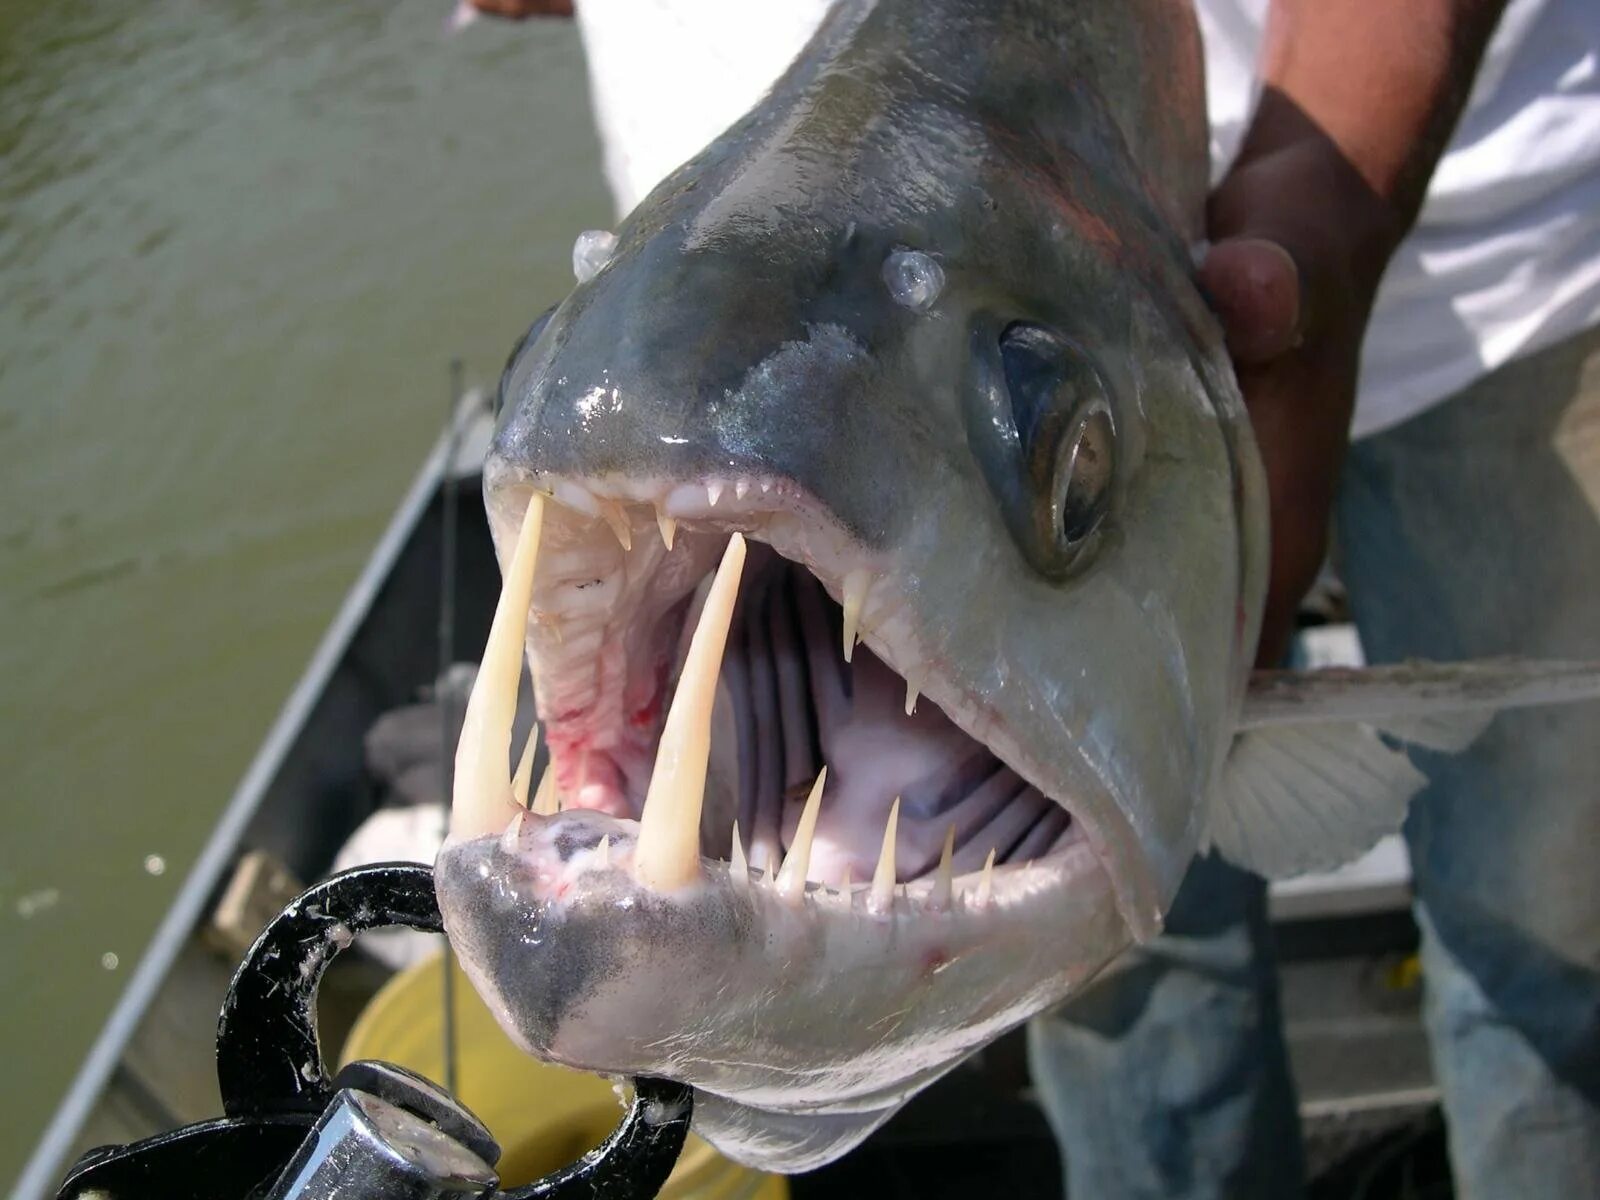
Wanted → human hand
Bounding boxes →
[1197,93,1402,667]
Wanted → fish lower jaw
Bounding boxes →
[435,812,1128,1171]
[493,806,1095,920]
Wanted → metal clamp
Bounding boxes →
[56,863,692,1199]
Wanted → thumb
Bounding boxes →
[1197,237,1304,365]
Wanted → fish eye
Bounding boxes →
[966,320,1116,578]
[1051,398,1114,552]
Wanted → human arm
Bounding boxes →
[1197,0,1508,664]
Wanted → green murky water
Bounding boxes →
[0,1,607,1183]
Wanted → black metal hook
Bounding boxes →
[59,861,692,1199]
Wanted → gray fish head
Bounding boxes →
[438,11,1266,1171]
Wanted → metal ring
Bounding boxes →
[212,862,693,1197]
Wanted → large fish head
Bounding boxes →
[437,4,1267,1171]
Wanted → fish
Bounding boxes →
[433,0,1600,1172]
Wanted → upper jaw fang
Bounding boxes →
[450,492,545,841]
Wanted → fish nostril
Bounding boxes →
[883,248,945,312]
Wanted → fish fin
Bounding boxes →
[1240,657,1600,730]
[1214,656,1600,879]
[1374,710,1495,753]
[1209,722,1426,880]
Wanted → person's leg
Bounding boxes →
[1337,326,1600,1197]
[1027,853,1305,1199]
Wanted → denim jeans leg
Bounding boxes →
[1027,853,1305,1199]
[1336,326,1600,1198]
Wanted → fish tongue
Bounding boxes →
[786,632,976,886]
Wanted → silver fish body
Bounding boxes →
[438,0,1269,1170]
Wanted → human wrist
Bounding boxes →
[1210,113,1401,328]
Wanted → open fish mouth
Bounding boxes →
[436,473,1129,1169]
[498,470,1095,884]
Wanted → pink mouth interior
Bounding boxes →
[521,503,1079,888]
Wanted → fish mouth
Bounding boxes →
[481,465,1108,892]
[436,466,1130,1170]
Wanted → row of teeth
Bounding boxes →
[537,477,920,715]
[452,495,1001,912]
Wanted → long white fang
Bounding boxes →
[511,726,539,809]
[499,810,525,855]
[597,500,632,551]
[451,494,544,839]
[904,677,920,716]
[656,510,677,551]
[633,533,748,890]
[841,570,872,663]
[596,835,611,868]
[975,848,997,907]
[776,768,827,901]
[929,826,956,910]
[869,796,901,913]
[729,822,748,885]
[707,482,723,507]
[531,763,559,817]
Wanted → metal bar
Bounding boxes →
[439,359,466,1098]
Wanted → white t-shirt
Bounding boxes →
[575,0,1600,438]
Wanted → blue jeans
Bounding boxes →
[1028,325,1600,1199]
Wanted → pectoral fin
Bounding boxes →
[1210,657,1600,880]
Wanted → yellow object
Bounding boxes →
[341,953,788,1200]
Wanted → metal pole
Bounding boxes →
[438,358,465,1097]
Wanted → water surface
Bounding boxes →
[0,1,607,1182]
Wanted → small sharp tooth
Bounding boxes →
[734,479,750,501]
[656,509,677,551]
[511,725,539,808]
[729,821,748,885]
[707,482,723,507]
[596,834,611,868]
[929,826,956,910]
[598,500,632,551]
[531,763,559,817]
[499,810,525,854]
[776,768,827,901]
[975,848,996,907]
[904,676,920,716]
[869,796,901,914]
[452,494,544,840]
[841,569,872,663]
[633,533,747,890]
